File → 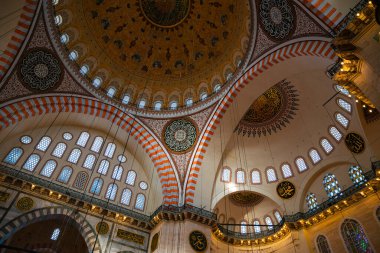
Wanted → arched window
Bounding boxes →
[4,147,23,165]
[253,220,261,233]
[200,92,207,101]
[120,188,132,205]
[265,216,274,230]
[236,170,245,184]
[274,211,282,223]
[122,94,130,104]
[251,170,261,184]
[169,101,178,110]
[329,126,343,142]
[241,221,247,234]
[40,160,57,177]
[105,183,118,200]
[90,178,103,195]
[50,228,60,241]
[20,135,32,144]
[154,101,162,110]
[112,166,123,181]
[52,143,67,158]
[321,138,333,154]
[266,167,277,182]
[135,193,145,210]
[348,166,366,184]
[218,214,225,223]
[57,166,72,183]
[79,65,89,75]
[337,98,352,113]
[90,136,104,153]
[281,164,293,178]
[73,172,88,190]
[76,132,90,147]
[67,148,81,164]
[341,219,373,253]
[306,193,318,210]
[323,174,341,198]
[214,84,221,92]
[295,157,308,172]
[83,154,96,170]
[316,235,332,253]
[126,170,136,185]
[335,85,350,96]
[36,136,52,151]
[309,149,322,164]
[92,77,102,88]
[185,98,193,107]
[107,87,116,97]
[138,99,146,109]
[104,143,116,158]
[98,160,109,175]
[335,113,349,129]
[221,167,231,182]
[60,33,69,44]
[68,50,78,61]
[23,154,40,171]
[54,15,62,25]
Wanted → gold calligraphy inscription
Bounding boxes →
[345,132,365,154]
[0,191,10,202]
[189,230,207,251]
[116,229,145,245]
[276,181,296,199]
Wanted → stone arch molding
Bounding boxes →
[0,206,102,253]
[0,96,180,205]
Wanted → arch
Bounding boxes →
[185,40,336,203]
[0,206,101,253]
[300,0,343,28]
[0,96,179,205]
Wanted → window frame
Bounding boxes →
[3,147,24,165]
[336,98,352,114]
[335,112,350,129]
[125,170,137,186]
[308,148,322,165]
[39,159,58,178]
[328,125,343,143]
[294,156,309,173]
[280,163,294,179]
[235,169,246,184]
[220,166,232,183]
[56,166,73,184]
[22,153,41,172]
[265,167,278,183]
[320,138,334,155]
[134,193,146,211]
[250,169,262,185]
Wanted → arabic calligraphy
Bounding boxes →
[189,231,207,251]
[276,181,296,199]
[345,132,365,154]
[116,229,145,245]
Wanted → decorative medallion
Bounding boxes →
[189,230,207,252]
[96,222,109,235]
[235,79,299,137]
[19,49,62,91]
[151,232,160,252]
[16,196,34,211]
[139,0,192,28]
[276,181,295,199]
[229,192,264,206]
[259,0,295,40]
[164,118,197,153]
[345,132,365,154]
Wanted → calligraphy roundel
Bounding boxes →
[276,181,295,199]
[164,118,197,153]
[189,230,207,252]
[345,132,365,154]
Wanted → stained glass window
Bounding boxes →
[154,101,162,110]
[50,228,60,241]
[40,160,57,177]
[251,170,261,184]
[105,183,118,200]
[281,164,293,178]
[236,170,245,184]
[23,154,40,171]
[329,126,342,142]
[309,149,322,164]
[274,211,282,223]
[306,192,318,210]
[336,113,349,129]
[221,167,231,182]
[67,148,81,164]
[91,137,104,153]
[90,178,103,195]
[112,166,123,181]
[120,188,132,205]
[97,160,109,175]
[337,98,352,113]
[316,235,331,253]
[253,220,261,233]
[265,216,274,230]
[341,219,374,253]
[20,136,32,144]
[83,154,96,170]
[348,166,366,184]
[36,136,52,151]
[135,193,145,210]
[73,172,88,190]
[295,157,308,172]
[126,170,136,185]
[104,143,116,158]
[52,143,67,158]
[323,174,342,198]
[76,132,90,147]
[4,147,23,165]
[321,138,333,154]
[266,168,277,182]
[241,221,247,234]
[57,166,72,183]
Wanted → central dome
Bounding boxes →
[54,0,251,111]
[139,0,191,28]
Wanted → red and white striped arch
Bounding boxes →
[0,0,39,80]
[0,95,180,205]
[185,40,337,203]
[300,0,344,28]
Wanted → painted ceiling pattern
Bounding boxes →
[235,79,299,137]
[229,192,264,206]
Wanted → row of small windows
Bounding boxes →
[306,166,366,210]
[238,211,282,234]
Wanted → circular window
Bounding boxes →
[63,132,73,140]
[117,155,127,163]
[20,135,32,144]
[139,181,148,190]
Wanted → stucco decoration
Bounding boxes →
[164,118,197,153]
